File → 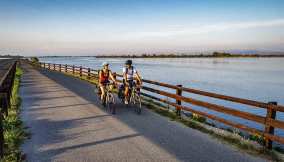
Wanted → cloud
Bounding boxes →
[2,18,284,55]
[125,19,284,39]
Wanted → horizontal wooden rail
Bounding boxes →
[140,92,284,144]
[142,86,284,130]
[140,79,284,112]
[37,61,284,149]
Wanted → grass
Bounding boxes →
[1,66,28,162]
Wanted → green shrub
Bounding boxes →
[2,66,27,162]
[249,134,265,145]
[30,57,39,64]
[192,113,206,123]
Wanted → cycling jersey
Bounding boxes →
[123,66,137,81]
[99,69,110,84]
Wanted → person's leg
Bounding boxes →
[100,85,105,101]
[124,85,129,104]
[136,81,141,93]
[124,86,129,97]
[109,84,114,92]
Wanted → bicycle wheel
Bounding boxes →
[101,94,107,107]
[108,93,116,114]
[134,93,142,114]
[129,91,135,105]
[105,93,110,111]
[96,87,102,102]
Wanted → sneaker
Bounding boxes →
[124,100,128,105]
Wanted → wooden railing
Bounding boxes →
[36,61,284,149]
[0,60,17,158]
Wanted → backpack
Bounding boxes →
[125,66,134,80]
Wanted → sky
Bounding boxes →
[0,0,284,56]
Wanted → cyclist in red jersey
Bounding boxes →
[99,62,117,102]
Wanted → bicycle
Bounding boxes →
[129,83,142,114]
[97,83,116,114]
[119,81,142,114]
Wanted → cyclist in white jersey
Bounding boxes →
[123,60,142,104]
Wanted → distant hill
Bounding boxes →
[223,49,284,55]
[94,52,284,58]
[0,55,23,59]
[36,50,284,58]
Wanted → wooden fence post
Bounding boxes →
[80,66,82,77]
[265,101,277,149]
[48,63,50,70]
[53,64,55,71]
[87,68,91,80]
[65,64,67,73]
[176,85,182,116]
[72,65,75,75]
[59,64,61,72]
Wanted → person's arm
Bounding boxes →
[123,67,128,85]
[134,69,142,84]
[98,70,102,84]
[109,71,117,84]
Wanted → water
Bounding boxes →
[39,57,284,143]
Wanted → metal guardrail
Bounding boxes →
[37,61,284,149]
[0,60,17,158]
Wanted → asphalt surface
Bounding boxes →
[20,63,265,162]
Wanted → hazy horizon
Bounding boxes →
[1,0,284,56]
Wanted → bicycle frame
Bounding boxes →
[129,84,142,114]
[99,83,116,114]
[105,84,115,104]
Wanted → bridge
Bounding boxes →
[2,60,284,161]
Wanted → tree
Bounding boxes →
[31,57,39,63]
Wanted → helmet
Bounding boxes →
[102,62,109,66]
[125,60,132,65]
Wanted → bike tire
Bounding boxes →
[135,94,142,114]
[101,94,107,107]
[109,93,116,114]
[106,94,110,111]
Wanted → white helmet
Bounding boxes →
[102,62,109,66]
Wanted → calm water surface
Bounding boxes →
[39,57,284,141]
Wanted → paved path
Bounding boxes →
[20,63,265,162]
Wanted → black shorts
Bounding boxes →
[99,80,110,86]
[125,80,135,88]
